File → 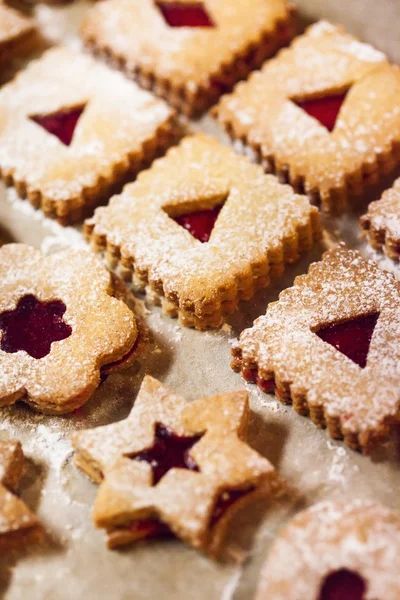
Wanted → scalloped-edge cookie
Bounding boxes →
[0,2,39,69]
[84,133,321,330]
[214,21,400,213]
[0,46,180,225]
[80,0,296,118]
[0,244,139,414]
[0,439,42,552]
[232,244,400,452]
[72,375,283,557]
[256,500,400,600]
[361,177,400,260]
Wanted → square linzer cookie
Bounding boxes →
[231,244,400,452]
[361,177,400,260]
[214,21,400,213]
[72,375,283,557]
[0,46,179,225]
[0,439,41,553]
[80,0,297,117]
[84,134,321,330]
[0,2,39,69]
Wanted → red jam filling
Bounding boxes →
[210,488,253,527]
[316,313,379,369]
[0,295,72,360]
[156,2,215,27]
[295,93,347,132]
[174,205,222,243]
[30,105,85,146]
[100,333,140,383]
[318,569,367,600]
[130,423,203,485]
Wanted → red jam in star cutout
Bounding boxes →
[174,205,222,243]
[295,93,348,132]
[318,569,367,600]
[316,313,379,369]
[30,105,86,146]
[156,2,215,27]
[130,423,204,485]
[0,295,72,360]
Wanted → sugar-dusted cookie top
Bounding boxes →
[0,244,138,414]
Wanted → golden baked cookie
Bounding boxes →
[0,46,179,225]
[0,1,38,69]
[85,133,321,330]
[80,0,296,117]
[256,500,400,600]
[0,244,138,414]
[0,439,41,552]
[361,177,400,260]
[214,21,400,213]
[72,375,282,557]
[232,244,400,452]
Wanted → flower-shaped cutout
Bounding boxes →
[0,439,41,552]
[0,244,138,414]
[72,375,281,556]
[256,501,400,600]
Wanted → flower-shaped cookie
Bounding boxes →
[256,501,400,600]
[0,244,138,414]
[72,375,281,557]
[0,439,41,552]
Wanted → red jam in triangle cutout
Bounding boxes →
[30,105,85,146]
[316,313,379,369]
[318,569,367,600]
[174,205,222,243]
[130,423,203,485]
[296,93,347,132]
[157,2,215,27]
[0,295,72,360]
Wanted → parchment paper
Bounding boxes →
[1,2,400,598]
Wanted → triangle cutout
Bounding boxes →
[174,205,222,243]
[316,313,379,368]
[156,2,215,28]
[30,105,86,146]
[295,92,348,132]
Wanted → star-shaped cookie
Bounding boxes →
[72,375,281,556]
[0,439,41,552]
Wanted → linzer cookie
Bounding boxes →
[214,21,400,213]
[0,47,179,225]
[0,439,41,552]
[361,177,400,260]
[256,500,400,600]
[0,2,38,70]
[80,0,296,117]
[0,244,138,414]
[232,244,400,452]
[72,375,282,557]
[85,134,320,330]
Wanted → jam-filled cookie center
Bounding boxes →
[130,423,203,485]
[0,294,72,360]
[294,92,348,132]
[30,104,86,146]
[318,569,367,600]
[156,1,215,28]
[315,312,379,368]
[174,205,222,243]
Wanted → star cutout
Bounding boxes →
[72,376,280,556]
[0,294,72,360]
[0,440,41,552]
